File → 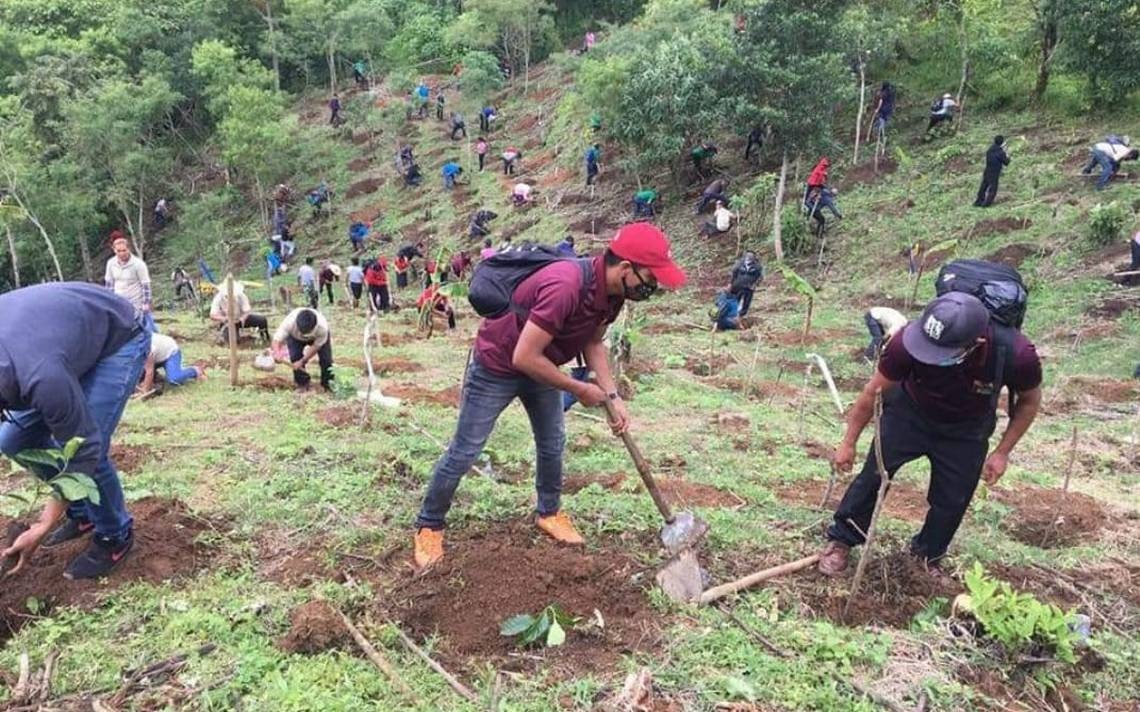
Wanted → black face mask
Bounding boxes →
[622,266,658,301]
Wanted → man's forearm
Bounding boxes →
[993,388,1041,456]
[842,391,876,446]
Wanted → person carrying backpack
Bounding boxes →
[819,265,1043,578]
[353,60,367,86]
[729,251,763,317]
[974,135,1010,207]
[411,223,687,568]
[927,93,957,134]
[480,105,497,132]
[1081,135,1139,191]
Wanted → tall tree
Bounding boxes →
[454,0,555,93]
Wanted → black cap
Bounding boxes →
[901,293,990,365]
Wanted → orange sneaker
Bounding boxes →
[536,511,585,545]
[413,528,444,568]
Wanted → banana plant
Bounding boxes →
[6,437,101,504]
[778,264,818,340]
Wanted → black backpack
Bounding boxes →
[468,245,593,319]
[934,259,1028,415]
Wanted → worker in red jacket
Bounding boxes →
[364,257,390,313]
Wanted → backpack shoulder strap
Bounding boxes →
[508,257,594,320]
[987,324,1019,417]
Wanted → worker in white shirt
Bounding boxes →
[271,308,334,391]
[864,306,908,361]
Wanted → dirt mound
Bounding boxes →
[317,405,364,429]
[569,216,620,235]
[347,157,371,172]
[278,600,349,654]
[656,478,741,508]
[387,521,658,674]
[1065,377,1140,404]
[341,357,424,375]
[774,478,930,523]
[0,498,212,641]
[991,486,1108,548]
[349,205,382,223]
[559,192,593,206]
[110,444,152,474]
[1083,298,1134,319]
[705,376,801,402]
[684,354,733,377]
[986,243,1040,267]
[766,327,857,348]
[345,177,383,199]
[836,158,898,191]
[795,550,963,628]
[252,375,296,391]
[972,217,1032,237]
[384,383,461,407]
[562,472,626,494]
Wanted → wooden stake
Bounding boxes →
[335,610,415,699]
[698,554,821,604]
[820,461,839,510]
[386,618,478,702]
[226,274,239,386]
[844,390,889,621]
[1042,425,1078,547]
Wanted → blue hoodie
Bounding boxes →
[0,283,141,475]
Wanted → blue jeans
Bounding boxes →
[633,198,655,218]
[416,359,565,529]
[142,312,158,333]
[0,328,150,540]
[160,349,198,386]
[444,174,456,189]
[1083,150,1117,190]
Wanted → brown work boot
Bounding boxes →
[413,528,444,569]
[818,540,850,577]
[536,511,585,545]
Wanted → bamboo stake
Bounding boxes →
[699,554,821,604]
[226,275,239,386]
[1041,426,1078,547]
[386,619,478,702]
[335,610,415,699]
[844,389,889,621]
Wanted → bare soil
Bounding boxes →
[1065,377,1140,404]
[986,243,1040,267]
[990,486,1109,548]
[316,405,365,429]
[340,356,425,375]
[836,158,898,191]
[385,521,660,675]
[110,444,153,474]
[794,550,963,628]
[705,376,801,402]
[972,217,1032,237]
[384,383,461,407]
[569,216,621,235]
[684,354,734,376]
[278,600,350,654]
[655,478,742,508]
[345,177,383,199]
[252,375,297,391]
[0,498,212,641]
[774,478,930,523]
[500,217,541,241]
[562,472,627,495]
[347,157,371,172]
[1084,297,1134,319]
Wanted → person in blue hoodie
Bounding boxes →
[713,289,742,331]
[0,283,150,580]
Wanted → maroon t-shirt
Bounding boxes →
[879,325,1042,423]
[475,255,623,376]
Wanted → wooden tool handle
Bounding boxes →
[601,397,674,522]
[698,554,821,605]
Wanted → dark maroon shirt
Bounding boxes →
[475,255,623,377]
[879,325,1042,423]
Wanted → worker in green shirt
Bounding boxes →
[632,188,658,219]
[691,141,718,176]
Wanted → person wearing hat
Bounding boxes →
[209,281,270,343]
[974,135,1010,207]
[927,92,957,133]
[318,261,341,306]
[271,307,334,391]
[819,293,1042,576]
[0,283,150,580]
[863,305,907,360]
[412,223,686,568]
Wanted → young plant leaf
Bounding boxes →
[61,437,84,462]
[500,614,536,637]
[546,619,566,646]
[13,449,64,470]
[48,473,101,505]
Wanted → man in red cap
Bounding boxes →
[819,292,1042,576]
[413,222,685,568]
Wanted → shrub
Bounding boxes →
[780,209,813,258]
[1087,201,1127,247]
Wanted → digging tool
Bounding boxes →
[601,398,708,602]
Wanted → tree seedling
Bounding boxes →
[4,437,100,505]
[500,605,580,648]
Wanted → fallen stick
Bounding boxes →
[336,610,415,699]
[386,619,478,702]
[38,650,57,703]
[844,390,889,621]
[12,651,29,702]
[698,554,821,605]
[111,644,218,706]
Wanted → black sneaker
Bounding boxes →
[43,518,94,547]
[64,530,134,580]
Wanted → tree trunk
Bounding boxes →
[77,231,93,282]
[853,56,866,164]
[265,0,281,92]
[7,189,63,280]
[136,184,147,259]
[955,12,969,131]
[1033,14,1058,103]
[772,150,788,262]
[327,43,337,94]
[4,223,19,288]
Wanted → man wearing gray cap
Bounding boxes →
[819,292,1042,576]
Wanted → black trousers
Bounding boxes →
[696,191,728,214]
[305,285,319,309]
[927,114,951,131]
[480,115,489,132]
[827,388,994,561]
[321,281,335,304]
[864,312,885,358]
[349,282,363,306]
[732,287,754,317]
[396,272,408,289]
[369,284,390,312]
[218,315,269,342]
[975,170,1000,207]
[586,165,598,186]
[503,159,515,175]
[1131,239,1140,271]
[745,136,761,160]
[286,336,333,389]
[451,125,466,139]
[478,153,485,171]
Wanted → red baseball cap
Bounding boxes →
[609,222,686,289]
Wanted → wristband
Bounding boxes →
[607,391,620,401]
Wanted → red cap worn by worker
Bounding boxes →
[609,222,686,289]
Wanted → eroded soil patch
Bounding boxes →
[836,158,898,191]
[251,375,297,392]
[774,477,930,523]
[562,472,627,494]
[384,383,461,407]
[0,498,213,641]
[385,521,660,674]
[345,177,383,199]
[110,444,154,474]
[278,600,350,654]
[986,243,1041,267]
[972,217,1032,237]
[991,486,1109,548]
[656,478,742,508]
